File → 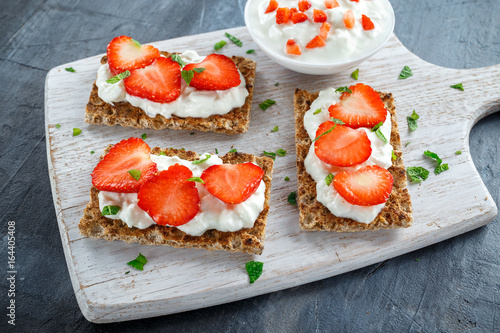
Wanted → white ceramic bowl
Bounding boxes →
[244,0,395,75]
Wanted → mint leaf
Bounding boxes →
[55,124,61,129]
[455,150,462,155]
[259,99,276,110]
[335,86,352,94]
[193,67,205,73]
[128,169,141,181]
[276,148,287,157]
[65,67,76,72]
[106,70,130,84]
[101,205,120,216]
[263,151,276,160]
[170,54,186,67]
[410,110,419,120]
[284,176,290,181]
[274,82,279,86]
[423,150,442,166]
[215,148,219,154]
[375,128,388,144]
[450,83,464,91]
[192,154,211,165]
[325,173,334,186]
[331,118,345,125]
[90,151,95,154]
[246,49,255,54]
[351,68,359,80]
[131,38,141,48]
[434,163,449,175]
[142,133,147,140]
[392,150,397,161]
[225,32,243,47]
[313,108,321,115]
[188,177,205,184]
[407,110,419,131]
[190,132,195,135]
[181,70,195,86]
[288,191,297,205]
[371,122,384,132]
[229,148,237,153]
[127,253,148,271]
[407,166,429,182]
[312,125,336,142]
[160,151,167,156]
[73,128,81,136]
[399,65,413,79]
[405,142,411,147]
[271,126,279,132]
[246,260,263,284]
[214,40,227,51]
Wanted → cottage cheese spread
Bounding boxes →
[95,50,249,119]
[99,154,266,236]
[303,87,392,223]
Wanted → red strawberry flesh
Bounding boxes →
[107,36,160,75]
[183,54,241,91]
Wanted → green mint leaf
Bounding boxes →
[246,260,263,284]
[214,40,227,51]
[142,133,147,140]
[259,99,276,110]
[407,117,418,131]
[73,128,81,136]
[392,150,397,161]
[335,86,352,94]
[127,253,148,271]
[160,151,167,156]
[128,169,141,181]
[181,70,195,86]
[331,118,345,125]
[125,271,130,274]
[271,126,279,132]
[274,83,279,86]
[229,148,237,153]
[276,148,287,157]
[284,176,290,181]
[246,49,255,54]
[263,151,276,160]
[450,83,464,91]
[351,68,359,80]
[312,125,336,142]
[455,150,462,155]
[190,132,195,135]
[434,163,449,175]
[423,150,442,166]
[90,151,95,154]
[106,70,131,84]
[193,67,205,73]
[410,110,419,120]
[101,205,120,216]
[170,54,186,67]
[65,67,76,72]
[399,66,413,79]
[215,148,219,154]
[131,38,141,48]
[55,124,61,129]
[371,122,384,132]
[407,166,430,182]
[188,177,205,184]
[325,173,334,186]
[415,259,420,262]
[405,142,411,147]
[225,32,243,47]
[288,191,297,205]
[313,108,321,115]
[375,128,388,144]
[192,154,211,165]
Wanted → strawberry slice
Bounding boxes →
[276,7,291,24]
[138,164,200,226]
[286,39,302,55]
[362,14,375,30]
[183,54,241,91]
[265,0,279,13]
[201,163,264,205]
[319,22,331,40]
[334,165,394,206]
[314,121,372,167]
[313,9,328,23]
[344,9,355,29]
[306,35,326,49]
[91,137,158,193]
[328,83,387,128]
[107,36,160,75]
[298,0,312,12]
[124,57,181,103]
[324,0,340,9]
[291,11,308,23]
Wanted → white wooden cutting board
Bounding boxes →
[44,26,498,323]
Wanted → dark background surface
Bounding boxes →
[1,0,499,332]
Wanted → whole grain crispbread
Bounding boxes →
[294,88,413,232]
[85,52,256,135]
[79,146,274,254]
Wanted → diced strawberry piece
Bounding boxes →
[313,9,328,23]
[201,163,264,204]
[334,165,394,206]
[350,0,359,2]
[107,36,160,75]
[306,35,326,49]
[91,137,158,193]
[362,14,375,30]
[319,22,331,40]
[265,0,279,13]
[328,83,387,128]
[183,54,241,91]
[314,122,372,167]
[290,8,298,15]
[124,57,181,103]
[276,7,291,24]
[291,11,308,24]
[344,9,355,29]
[324,0,340,9]
[138,164,200,226]
[298,0,312,12]
[286,39,302,55]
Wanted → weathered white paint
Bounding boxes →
[45,27,498,323]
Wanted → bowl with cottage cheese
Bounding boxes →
[244,0,395,75]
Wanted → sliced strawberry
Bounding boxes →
[201,163,264,205]
[276,7,291,24]
[306,35,326,49]
[91,137,158,193]
[314,121,372,167]
[328,83,387,128]
[138,164,200,226]
[107,36,160,75]
[344,9,355,29]
[265,0,279,13]
[324,0,340,9]
[291,11,308,23]
[286,39,302,55]
[183,54,241,91]
[362,14,375,30]
[334,165,394,206]
[124,57,181,103]
[313,9,328,23]
[350,0,359,2]
[298,0,312,12]
[319,22,331,40]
